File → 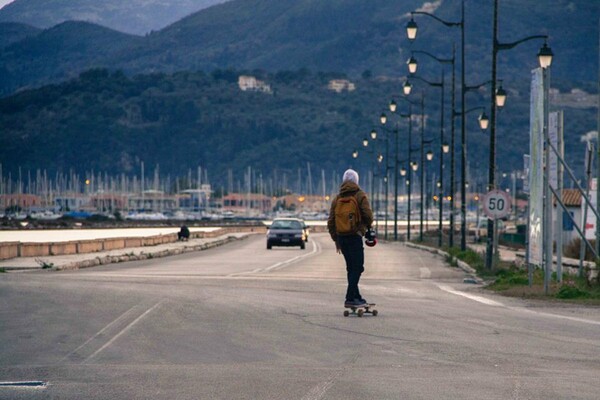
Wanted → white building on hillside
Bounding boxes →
[238,75,272,93]
[328,79,356,93]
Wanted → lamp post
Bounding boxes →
[407,56,447,244]
[485,0,553,269]
[382,105,400,241]
[408,5,462,249]
[379,113,392,240]
[405,65,453,246]
[387,96,419,240]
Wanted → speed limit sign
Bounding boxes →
[482,189,512,219]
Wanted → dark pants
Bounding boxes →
[338,234,364,302]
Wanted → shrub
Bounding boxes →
[556,285,589,299]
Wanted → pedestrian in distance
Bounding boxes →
[178,225,190,241]
[327,169,374,307]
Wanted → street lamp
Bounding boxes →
[379,112,393,240]
[358,132,379,227]
[478,112,490,130]
[385,98,409,240]
[405,68,452,247]
[407,5,463,249]
[495,83,507,108]
[485,0,552,269]
[407,56,418,74]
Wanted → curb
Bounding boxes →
[404,242,483,284]
[48,235,247,271]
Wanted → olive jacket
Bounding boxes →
[327,181,374,242]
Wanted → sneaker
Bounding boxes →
[355,298,367,305]
[344,299,360,307]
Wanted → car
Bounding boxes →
[301,220,310,242]
[266,218,306,249]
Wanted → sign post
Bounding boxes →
[482,189,512,269]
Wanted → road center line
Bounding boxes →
[229,240,320,276]
[264,240,320,272]
[84,299,166,362]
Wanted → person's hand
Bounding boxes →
[335,242,341,254]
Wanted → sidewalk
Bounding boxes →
[0,232,253,272]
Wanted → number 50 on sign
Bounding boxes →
[482,189,512,220]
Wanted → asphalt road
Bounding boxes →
[1,233,599,399]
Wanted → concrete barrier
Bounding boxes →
[19,242,51,257]
[0,242,19,260]
[50,242,78,256]
[0,226,266,261]
[102,238,126,251]
[77,240,103,254]
[124,237,143,247]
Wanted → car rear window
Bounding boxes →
[271,220,302,229]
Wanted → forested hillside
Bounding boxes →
[0,68,595,186]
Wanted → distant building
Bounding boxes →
[128,190,177,212]
[89,193,128,212]
[328,79,356,93]
[238,75,272,93]
[54,193,91,211]
[0,194,42,211]
[220,193,272,214]
[276,194,330,213]
[178,184,212,211]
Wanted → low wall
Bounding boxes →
[50,242,78,256]
[0,242,19,259]
[0,226,269,261]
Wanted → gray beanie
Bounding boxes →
[342,169,359,185]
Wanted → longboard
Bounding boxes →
[343,303,378,317]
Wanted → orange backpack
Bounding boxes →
[335,195,361,235]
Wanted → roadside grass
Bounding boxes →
[416,236,600,304]
[0,267,5,273]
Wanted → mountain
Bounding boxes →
[0,21,140,93]
[0,22,40,48]
[0,0,230,35]
[0,0,597,97]
[0,0,597,187]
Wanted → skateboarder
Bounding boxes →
[327,169,374,307]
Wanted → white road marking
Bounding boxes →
[0,381,47,389]
[60,304,141,362]
[509,307,600,326]
[438,285,600,326]
[437,285,504,307]
[229,240,320,276]
[84,299,166,362]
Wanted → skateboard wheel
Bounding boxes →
[372,310,378,316]
[343,310,349,317]
[357,309,364,317]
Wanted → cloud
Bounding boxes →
[401,0,443,19]
[416,0,443,14]
[580,130,598,142]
